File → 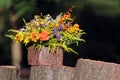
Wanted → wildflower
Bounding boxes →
[66,22,71,26]
[29,20,36,27]
[41,24,46,27]
[24,37,30,45]
[34,16,41,26]
[78,35,81,38]
[35,21,40,26]
[64,12,71,19]
[31,32,39,42]
[56,35,62,40]
[60,16,64,23]
[67,24,79,33]
[6,9,85,54]
[73,24,79,28]
[15,32,23,42]
[58,24,63,30]
[73,24,80,32]
[63,25,68,30]
[19,28,26,32]
[24,32,31,45]
[52,28,57,36]
[39,31,50,41]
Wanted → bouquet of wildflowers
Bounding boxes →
[6,9,85,54]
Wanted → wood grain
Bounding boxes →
[74,59,120,80]
[28,46,63,67]
[0,66,18,80]
[30,66,75,80]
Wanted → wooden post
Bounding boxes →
[0,66,18,80]
[28,46,63,67]
[30,66,75,80]
[11,42,22,69]
[74,59,120,80]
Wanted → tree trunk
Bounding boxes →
[30,66,75,80]
[0,66,18,80]
[74,59,120,80]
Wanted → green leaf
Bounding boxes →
[5,34,15,40]
[8,29,19,33]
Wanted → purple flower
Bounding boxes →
[55,15,59,20]
[56,35,62,40]
[58,24,63,30]
[67,22,71,26]
[41,24,46,27]
[78,35,81,38]
[19,28,26,32]
[52,28,57,35]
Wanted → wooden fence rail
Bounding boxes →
[0,66,19,80]
[1,59,120,80]
[30,59,120,80]
[30,66,75,80]
[75,59,120,80]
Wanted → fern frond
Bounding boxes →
[5,34,16,40]
[8,29,19,33]
[55,43,78,54]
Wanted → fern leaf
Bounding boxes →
[8,29,19,33]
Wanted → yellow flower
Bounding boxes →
[73,24,79,28]
[73,24,80,32]
[31,32,39,42]
[24,37,30,45]
[67,27,74,33]
[23,32,31,45]
[67,24,80,33]
[6,9,85,54]
[15,32,23,42]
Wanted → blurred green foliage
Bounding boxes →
[0,0,12,9]
[14,0,36,17]
[0,0,37,65]
[86,0,120,16]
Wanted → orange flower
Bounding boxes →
[64,13,71,19]
[63,25,68,30]
[31,32,39,42]
[73,24,80,32]
[39,31,50,41]
[15,33,23,42]
[73,24,79,28]
[60,16,65,23]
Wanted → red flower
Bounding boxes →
[39,31,50,41]
[63,25,68,30]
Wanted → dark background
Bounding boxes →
[0,0,120,67]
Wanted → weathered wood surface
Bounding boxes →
[0,66,18,80]
[74,59,120,80]
[28,46,63,67]
[30,66,75,80]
